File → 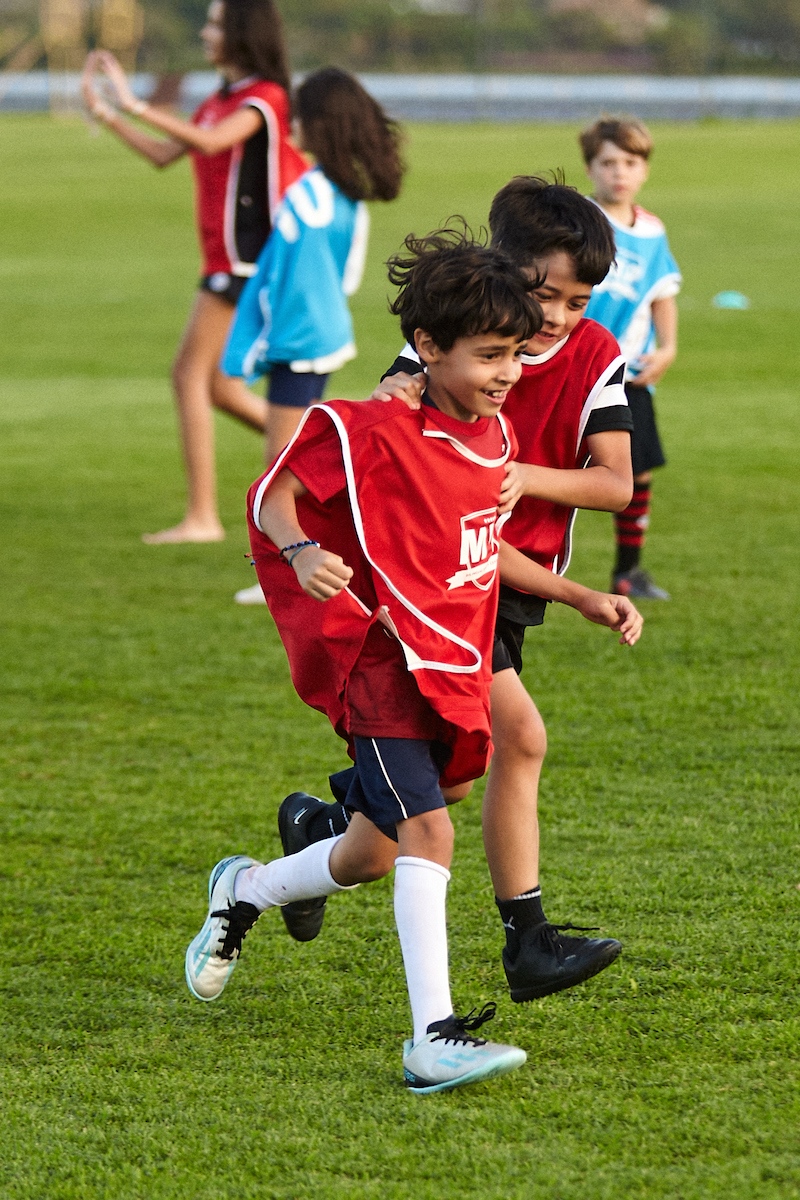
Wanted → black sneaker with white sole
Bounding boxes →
[504,921,622,1002]
[277,792,331,942]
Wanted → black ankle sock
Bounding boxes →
[615,544,641,575]
[306,802,349,843]
[496,889,546,955]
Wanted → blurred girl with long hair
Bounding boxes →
[82,0,306,543]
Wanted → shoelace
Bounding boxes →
[211,902,259,960]
[431,1002,498,1047]
[533,920,600,961]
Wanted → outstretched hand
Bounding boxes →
[81,50,104,113]
[94,50,139,113]
[291,545,353,601]
[575,590,643,646]
[368,371,425,409]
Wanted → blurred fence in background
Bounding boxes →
[3,71,800,119]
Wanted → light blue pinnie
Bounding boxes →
[586,205,681,388]
[222,166,369,382]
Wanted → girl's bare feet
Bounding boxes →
[142,521,225,545]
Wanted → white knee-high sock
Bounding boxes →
[394,856,453,1046]
[234,835,356,911]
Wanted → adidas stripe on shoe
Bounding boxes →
[185,855,260,1002]
[402,1004,526,1094]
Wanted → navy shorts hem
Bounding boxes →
[268,363,329,408]
[344,737,447,839]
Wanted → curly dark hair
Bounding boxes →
[221,0,291,93]
[387,222,542,351]
[295,68,405,202]
[489,175,615,285]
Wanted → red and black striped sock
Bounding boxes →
[614,481,652,576]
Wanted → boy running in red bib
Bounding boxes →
[185,228,540,1094]
[282,178,642,1004]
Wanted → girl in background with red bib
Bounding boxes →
[82,0,306,544]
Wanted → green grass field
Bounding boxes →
[2,115,799,1199]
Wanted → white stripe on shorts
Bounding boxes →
[370,738,409,821]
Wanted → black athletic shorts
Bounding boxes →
[626,383,667,475]
[199,272,249,306]
[492,614,526,676]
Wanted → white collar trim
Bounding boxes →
[520,335,570,366]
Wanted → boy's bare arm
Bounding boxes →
[499,541,643,646]
[515,429,633,513]
[258,469,353,601]
[635,295,678,387]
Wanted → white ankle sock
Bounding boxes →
[394,856,453,1045]
[234,835,356,911]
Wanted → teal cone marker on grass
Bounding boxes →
[713,291,750,309]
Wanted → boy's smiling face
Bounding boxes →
[415,329,527,422]
[524,251,593,354]
[586,139,649,210]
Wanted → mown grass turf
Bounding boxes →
[2,115,799,1199]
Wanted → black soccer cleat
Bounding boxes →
[503,921,622,1003]
[277,792,331,943]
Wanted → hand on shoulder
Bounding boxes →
[367,371,424,409]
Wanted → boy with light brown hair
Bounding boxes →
[580,116,681,601]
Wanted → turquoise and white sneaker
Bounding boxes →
[403,1003,526,1094]
[185,855,261,1002]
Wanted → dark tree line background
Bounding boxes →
[2,0,799,74]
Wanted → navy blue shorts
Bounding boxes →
[332,738,447,841]
[268,363,329,408]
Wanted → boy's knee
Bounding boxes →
[497,704,547,763]
[442,780,474,805]
[330,831,396,887]
[398,807,454,863]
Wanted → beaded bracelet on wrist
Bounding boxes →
[280,539,320,567]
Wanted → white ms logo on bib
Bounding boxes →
[447,508,501,591]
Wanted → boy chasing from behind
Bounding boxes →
[186,228,541,1094]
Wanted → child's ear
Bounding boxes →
[414,329,441,365]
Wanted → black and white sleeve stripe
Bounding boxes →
[584,363,633,436]
[380,342,423,382]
